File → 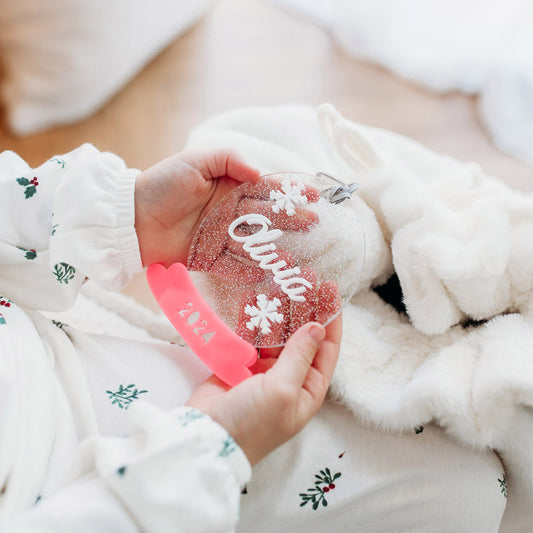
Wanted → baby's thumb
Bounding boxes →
[271,323,325,387]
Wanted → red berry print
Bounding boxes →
[16,176,38,198]
[18,247,37,260]
[322,487,329,493]
[329,484,335,489]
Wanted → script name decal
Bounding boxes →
[228,214,313,302]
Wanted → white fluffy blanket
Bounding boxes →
[266,0,533,168]
[184,104,533,527]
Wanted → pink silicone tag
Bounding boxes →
[146,263,258,387]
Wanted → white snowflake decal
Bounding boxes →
[269,180,308,216]
[244,294,284,335]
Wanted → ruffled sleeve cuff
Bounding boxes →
[50,145,143,291]
[93,402,251,533]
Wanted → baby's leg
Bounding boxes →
[68,328,212,436]
[238,401,506,532]
[64,327,507,531]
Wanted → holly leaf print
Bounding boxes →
[50,157,66,169]
[498,476,508,498]
[24,185,37,198]
[299,467,341,510]
[219,435,237,457]
[106,383,148,409]
[53,262,76,284]
[17,176,39,198]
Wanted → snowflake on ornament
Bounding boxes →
[270,180,308,216]
[244,294,284,334]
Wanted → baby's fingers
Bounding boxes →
[180,149,260,183]
[289,268,318,333]
[210,253,266,284]
[307,312,342,390]
[315,281,341,324]
[221,151,261,183]
[259,288,290,348]
[236,290,263,346]
[188,192,242,270]
[269,322,325,390]
[243,179,321,204]
[235,287,290,349]
[237,198,318,232]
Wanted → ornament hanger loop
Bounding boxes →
[317,172,359,204]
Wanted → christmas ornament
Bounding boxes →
[147,172,365,386]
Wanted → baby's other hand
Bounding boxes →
[186,315,342,466]
[135,149,260,267]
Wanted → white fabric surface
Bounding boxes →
[0,0,213,135]
[185,103,533,531]
[238,401,505,533]
[266,0,533,167]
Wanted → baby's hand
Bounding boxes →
[135,149,260,268]
[186,315,342,466]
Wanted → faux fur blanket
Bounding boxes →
[184,104,533,528]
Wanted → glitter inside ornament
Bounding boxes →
[187,172,365,348]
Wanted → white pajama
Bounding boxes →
[0,145,508,531]
[0,146,250,532]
